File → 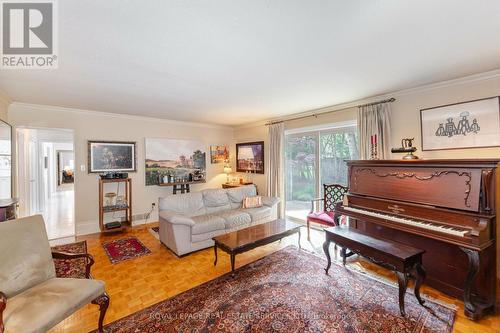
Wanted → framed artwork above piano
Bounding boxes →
[420,96,500,151]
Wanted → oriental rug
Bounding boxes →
[52,240,88,278]
[93,246,455,333]
[102,237,151,264]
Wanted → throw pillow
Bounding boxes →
[243,195,262,209]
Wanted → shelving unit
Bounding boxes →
[99,178,132,233]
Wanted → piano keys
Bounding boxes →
[335,159,498,320]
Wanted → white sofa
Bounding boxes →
[158,185,280,256]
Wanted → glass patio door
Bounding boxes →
[284,124,358,222]
[284,133,318,220]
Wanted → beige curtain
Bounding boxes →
[266,122,285,217]
[357,102,392,159]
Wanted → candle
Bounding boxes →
[370,135,373,145]
[374,134,377,145]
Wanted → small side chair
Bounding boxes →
[306,184,348,240]
[0,215,109,333]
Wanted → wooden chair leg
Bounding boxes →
[92,292,110,333]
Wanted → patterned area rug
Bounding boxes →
[102,237,151,264]
[93,246,455,333]
[52,241,88,278]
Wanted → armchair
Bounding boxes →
[0,215,109,333]
[306,184,347,240]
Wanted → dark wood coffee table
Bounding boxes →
[213,219,301,274]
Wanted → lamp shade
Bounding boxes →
[223,166,232,174]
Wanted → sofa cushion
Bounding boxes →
[159,192,206,217]
[191,215,226,235]
[202,189,231,213]
[226,185,257,209]
[4,277,105,333]
[240,206,272,222]
[214,210,251,229]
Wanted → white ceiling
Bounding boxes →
[1,1,500,126]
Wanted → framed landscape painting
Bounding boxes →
[145,138,206,185]
[210,145,229,164]
[236,141,264,174]
[420,97,500,151]
[88,141,136,173]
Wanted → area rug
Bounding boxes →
[93,246,455,333]
[102,237,151,264]
[52,240,88,278]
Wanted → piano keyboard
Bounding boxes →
[343,206,469,237]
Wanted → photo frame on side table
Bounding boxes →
[236,141,264,174]
[420,96,500,151]
[88,141,136,173]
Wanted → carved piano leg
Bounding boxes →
[323,239,332,274]
[396,272,408,316]
[460,247,480,320]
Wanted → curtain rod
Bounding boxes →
[265,97,396,126]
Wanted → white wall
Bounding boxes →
[234,73,500,195]
[9,104,234,235]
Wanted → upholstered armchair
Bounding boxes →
[0,215,109,333]
[306,184,348,240]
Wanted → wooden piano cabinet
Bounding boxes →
[343,159,500,321]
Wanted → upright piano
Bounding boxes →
[335,159,498,320]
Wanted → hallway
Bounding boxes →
[43,184,75,240]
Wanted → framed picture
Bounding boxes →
[145,138,206,186]
[210,145,229,164]
[88,141,136,173]
[420,96,500,151]
[236,141,264,174]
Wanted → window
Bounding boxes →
[285,124,358,221]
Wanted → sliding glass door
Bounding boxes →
[285,125,358,221]
[285,134,317,221]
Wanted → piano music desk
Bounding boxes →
[323,226,426,316]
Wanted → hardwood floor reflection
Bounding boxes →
[48,223,499,333]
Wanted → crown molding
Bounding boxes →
[9,102,233,130]
[234,68,500,130]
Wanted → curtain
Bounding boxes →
[267,122,285,217]
[357,102,392,159]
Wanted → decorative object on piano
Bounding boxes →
[236,141,264,174]
[210,145,229,164]
[420,96,500,151]
[88,140,136,173]
[370,134,378,160]
[145,138,206,186]
[391,138,419,160]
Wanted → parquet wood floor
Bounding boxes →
[47,223,500,333]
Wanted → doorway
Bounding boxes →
[17,127,75,240]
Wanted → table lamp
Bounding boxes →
[223,164,232,183]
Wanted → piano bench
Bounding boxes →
[323,226,426,316]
